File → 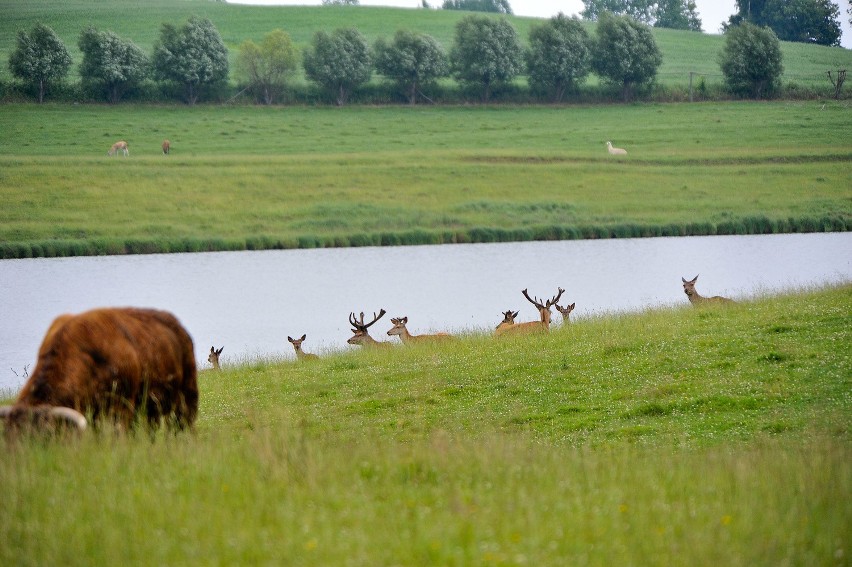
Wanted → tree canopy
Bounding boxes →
[725,0,841,46]
[591,12,662,102]
[151,16,229,105]
[236,29,299,105]
[581,0,701,31]
[718,22,784,99]
[442,0,512,14]
[78,28,149,104]
[303,27,372,106]
[8,22,72,103]
[526,14,592,102]
[449,15,523,102]
[373,29,448,104]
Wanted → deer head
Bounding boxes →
[208,346,224,370]
[522,287,565,326]
[495,310,519,331]
[555,302,575,322]
[682,275,700,301]
[288,334,318,360]
[347,309,387,347]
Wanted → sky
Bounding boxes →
[227,0,852,48]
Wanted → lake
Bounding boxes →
[1,232,849,391]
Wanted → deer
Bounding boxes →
[682,275,735,306]
[162,139,170,155]
[208,346,224,370]
[288,334,319,361]
[387,316,453,344]
[347,310,392,348]
[108,141,129,157]
[496,288,565,336]
[606,141,627,155]
[495,310,519,333]
[555,302,576,323]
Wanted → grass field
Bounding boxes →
[2,285,849,565]
[1,0,851,93]
[1,101,849,257]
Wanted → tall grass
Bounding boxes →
[2,285,849,565]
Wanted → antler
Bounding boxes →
[349,309,386,330]
[522,288,564,309]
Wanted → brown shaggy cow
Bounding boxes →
[0,307,198,434]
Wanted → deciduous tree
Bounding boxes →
[718,22,783,99]
[151,16,229,105]
[373,30,448,104]
[303,27,372,106]
[8,22,72,103]
[79,28,149,104]
[236,29,298,105]
[591,12,662,102]
[442,0,513,14]
[450,15,522,102]
[725,0,841,46]
[526,14,591,102]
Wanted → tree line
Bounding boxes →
[6,12,804,106]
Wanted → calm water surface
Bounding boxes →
[1,233,850,390]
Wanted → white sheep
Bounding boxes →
[606,141,627,155]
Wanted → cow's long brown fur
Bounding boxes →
[7,307,198,432]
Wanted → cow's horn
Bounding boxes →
[48,407,88,430]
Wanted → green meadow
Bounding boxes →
[1,101,850,258]
[2,285,850,565]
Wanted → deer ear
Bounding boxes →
[287,336,293,342]
[570,303,575,309]
[402,317,408,324]
[210,346,215,353]
[300,334,306,341]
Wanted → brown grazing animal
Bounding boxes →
[348,310,392,348]
[495,309,519,333]
[682,275,735,306]
[387,316,453,344]
[497,288,564,336]
[162,139,170,155]
[555,302,576,323]
[208,346,224,370]
[288,334,319,361]
[0,307,198,434]
[108,140,129,157]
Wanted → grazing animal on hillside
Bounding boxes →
[606,141,627,155]
[208,346,224,370]
[682,275,736,306]
[162,139,170,155]
[497,288,565,336]
[288,334,319,361]
[555,302,576,323]
[348,310,392,348]
[108,140,129,157]
[0,307,198,434]
[387,316,453,344]
[495,309,519,333]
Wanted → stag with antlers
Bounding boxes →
[496,288,564,336]
[347,309,392,348]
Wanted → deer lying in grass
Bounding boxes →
[108,140,129,157]
[555,302,576,323]
[682,275,735,306]
[606,141,627,155]
[387,316,453,344]
[496,288,564,336]
[348,310,392,348]
[288,334,319,360]
[162,139,170,155]
[495,309,519,333]
[208,346,224,370]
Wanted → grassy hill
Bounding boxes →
[1,0,850,92]
[1,285,849,565]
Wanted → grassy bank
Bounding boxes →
[1,102,850,258]
[1,285,849,565]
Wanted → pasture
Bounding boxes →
[2,285,849,565]
[1,101,850,258]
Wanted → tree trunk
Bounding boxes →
[38,79,45,103]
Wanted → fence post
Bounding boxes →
[689,71,694,102]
